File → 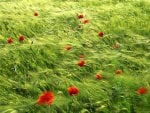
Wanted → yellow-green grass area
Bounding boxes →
[0,0,150,113]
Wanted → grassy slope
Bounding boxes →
[0,0,150,113]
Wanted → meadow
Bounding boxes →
[0,0,150,113]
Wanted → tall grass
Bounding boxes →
[0,0,150,113]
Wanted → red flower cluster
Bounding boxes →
[67,86,79,96]
[98,32,104,37]
[7,38,13,44]
[137,87,148,95]
[19,35,25,42]
[65,45,72,50]
[115,69,122,75]
[34,12,39,16]
[78,14,84,19]
[77,60,85,67]
[7,35,25,44]
[96,74,103,80]
[77,14,89,24]
[82,19,89,24]
[37,91,55,105]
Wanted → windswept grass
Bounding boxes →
[0,0,150,113]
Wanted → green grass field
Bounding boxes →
[0,0,150,113]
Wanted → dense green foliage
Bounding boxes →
[0,0,150,113]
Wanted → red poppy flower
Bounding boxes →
[34,12,39,16]
[115,69,122,74]
[98,32,104,37]
[7,38,13,44]
[113,44,120,49]
[65,45,72,50]
[37,91,55,105]
[78,14,84,19]
[67,86,79,96]
[77,60,85,67]
[19,35,25,42]
[82,19,89,24]
[137,87,148,95]
[96,74,103,80]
